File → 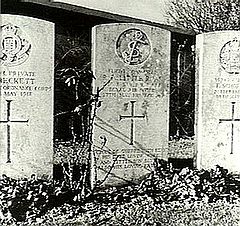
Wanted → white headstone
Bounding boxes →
[91,23,170,186]
[0,14,54,177]
[196,31,240,173]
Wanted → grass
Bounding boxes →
[6,196,240,226]
[1,163,240,226]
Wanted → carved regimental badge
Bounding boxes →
[220,38,240,74]
[0,23,31,67]
[116,28,151,65]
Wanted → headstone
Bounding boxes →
[91,23,170,186]
[0,14,54,177]
[196,31,240,173]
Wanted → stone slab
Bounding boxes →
[91,23,170,186]
[0,14,54,178]
[196,31,240,173]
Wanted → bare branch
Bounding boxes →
[168,0,240,33]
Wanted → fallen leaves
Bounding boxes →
[0,163,240,225]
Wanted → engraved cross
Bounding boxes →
[219,102,240,154]
[119,101,145,145]
[0,100,29,163]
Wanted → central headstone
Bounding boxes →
[196,31,240,173]
[91,23,170,186]
[0,14,54,177]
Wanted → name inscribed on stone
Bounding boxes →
[0,70,52,97]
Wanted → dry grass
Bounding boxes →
[7,196,239,226]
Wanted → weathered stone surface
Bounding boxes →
[91,23,170,186]
[0,14,54,177]
[196,31,240,173]
[168,139,195,159]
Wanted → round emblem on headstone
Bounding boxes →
[220,38,240,74]
[0,23,31,67]
[116,28,151,65]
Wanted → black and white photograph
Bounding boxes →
[1,0,240,225]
